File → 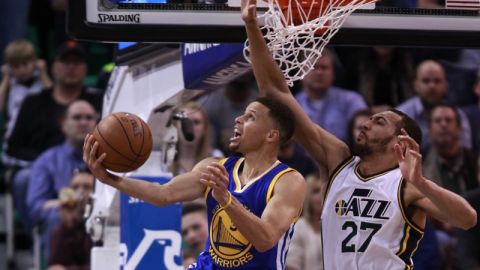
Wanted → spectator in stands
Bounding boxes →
[171,102,223,176]
[1,40,54,233]
[27,100,97,260]
[201,72,258,155]
[455,188,480,270]
[296,49,367,143]
[6,40,102,164]
[48,168,94,270]
[6,41,101,235]
[396,60,472,153]
[182,202,209,257]
[423,104,479,269]
[286,173,324,270]
[343,47,414,108]
[423,103,479,195]
[1,40,53,163]
[462,70,480,152]
[347,109,373,152]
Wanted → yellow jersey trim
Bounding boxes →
[233,158,281,193]
[265,168,296,204]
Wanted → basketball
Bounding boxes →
[92,112,153,173]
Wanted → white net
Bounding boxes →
[244,0,376,86]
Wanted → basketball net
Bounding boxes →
[244,0,377,86]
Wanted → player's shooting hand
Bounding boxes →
[83,134,111,182]
[200,162,231,206]
[241,0,257,24]
[394,129,425,188]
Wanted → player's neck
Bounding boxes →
[240,151,278,184]
[358,152,397,176]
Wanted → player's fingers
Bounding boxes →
[394,143,404,161]
[398,135,419,152]
[83,134,90,163]
[97,153,107,164]
[208,165,229,188]
[409,149,422,159]
[89,141,99,163]
[199,178,217,188]
[200,172,216,183]
[210,163,229,178]
[400,128,420,150]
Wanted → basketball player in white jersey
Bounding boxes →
[241,0,477,269]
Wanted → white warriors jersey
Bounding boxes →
[321,156,424,270]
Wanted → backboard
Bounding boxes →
[67,0,480,46]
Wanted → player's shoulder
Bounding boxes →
[276,169,306,189]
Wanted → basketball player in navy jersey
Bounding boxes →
[83,97,306,269]
[240,0,477,269]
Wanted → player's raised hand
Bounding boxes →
[241,0,257,24]
[83,134,110,182]
[200,162,231,207]
[394,129,425,187]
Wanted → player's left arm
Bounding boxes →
[395,129,477,230]
[202,162,306,252]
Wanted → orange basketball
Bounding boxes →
[92,112,152,173]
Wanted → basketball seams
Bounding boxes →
[95,125,137,162]
[94,112,152,173]
[112,113,142,157]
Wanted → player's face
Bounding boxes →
[429,107,460,146]
[414,64,447,105]
[63,101,97,144]
[229,102,276,153]
[182,212,208,253]
[354,111,401,156]
[351,114,370,144]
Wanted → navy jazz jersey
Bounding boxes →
[190,156,296,270]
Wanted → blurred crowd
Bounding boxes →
[0,0,479,270]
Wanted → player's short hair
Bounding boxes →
[182,202,207,217]
[255,97,296,146]
[4,39,37,66]
[428,103,461,127]
[389,109,422,147]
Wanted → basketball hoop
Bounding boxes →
[244,0,377,86]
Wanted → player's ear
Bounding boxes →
[266,129,280,142]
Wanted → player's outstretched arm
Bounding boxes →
[395,130,477,230]
[241,0,350,175]
[83,134,211,206]
[202,163,306,252]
